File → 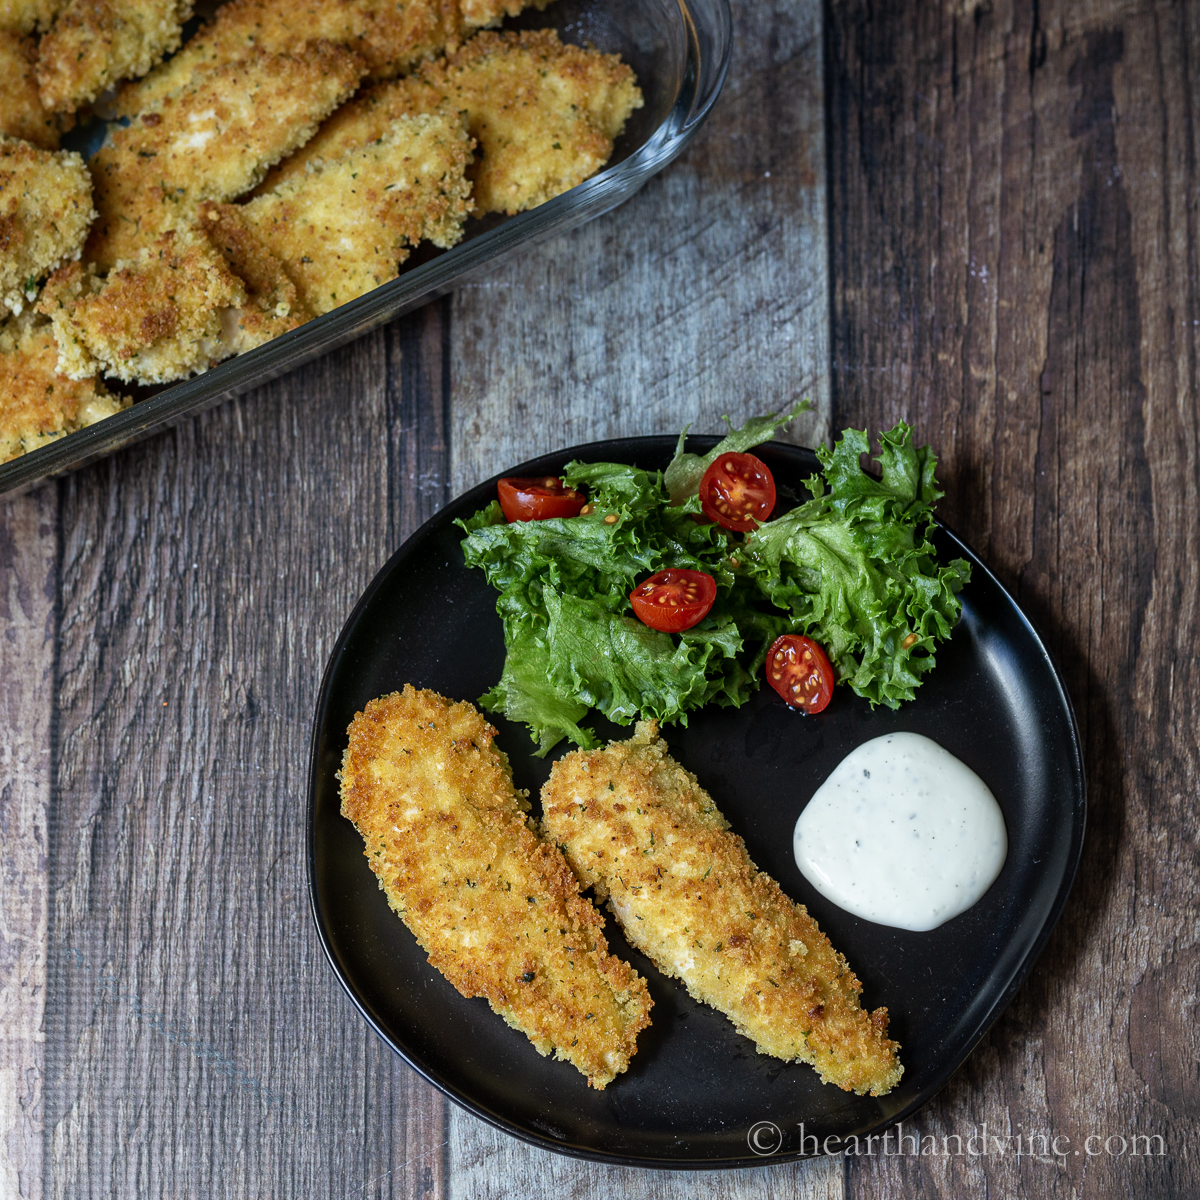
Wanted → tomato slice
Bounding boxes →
[698,452,776,531]
[765,634,835,713]
[497,476,587,522]
[629,569,717,633]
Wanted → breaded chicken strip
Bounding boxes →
[36,0,193,114]
[0,31,71,147]
[0,136,93,314]
[202,109,472,317]
[39,227,246,382]
[262,30,641,214]
[86,41,365,271]
[110,0,554,118]
[542,722,905,1097]
[0,0,63,35]
[339,687,653,1089]
[0,307,128,462]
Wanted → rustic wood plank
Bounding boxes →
[825,0,1198,1196]
[448,0,830,501]
[0,488,56,1200]
[443,0,837,1191]
[446,1110,844,1199]
[40,314,451,1199]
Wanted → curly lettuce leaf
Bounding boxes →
[744,422,971,708]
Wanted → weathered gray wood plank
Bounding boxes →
[40,322,451,1199]
[0,488,56,1200]
[446,1114,844,1199]
[443,0,835,1192]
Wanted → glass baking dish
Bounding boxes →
[0,0,731,499]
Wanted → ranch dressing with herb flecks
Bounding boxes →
[793,732,1007,931]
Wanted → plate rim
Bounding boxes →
[306,434,1087,1170]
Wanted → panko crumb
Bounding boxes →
[0,135,93,314]
[206,108,473,318]
[85,40,366,271]
[0,0,64,35]
[0,307,129,463]
[542,721,906,1098]
[38,226,246,383]
[35,0,194,115]
[0,30,71,148]
[262,30,641,215]
[339,686,653,1089]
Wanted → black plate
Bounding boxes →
[307,437,1085,1169]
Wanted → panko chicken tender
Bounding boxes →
[542,722,905,1097]
[0,30,71,148]
[39,226,246,383]
[0,308,128,462]
[0,136,93,314]
[339,687,653,1088]
[35,0,193,114]
[86,41,365,270]
[263,29,641,214]
[205,109,472,317]
[111,0,554,117]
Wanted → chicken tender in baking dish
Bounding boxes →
[203,108,473,317]
[86,40,365,270]
[111,0,555,118]
[0,30,71,148]
[35,0,193,115]
[0,307,128,462]
[260,29,642,215]
[339,686,653,1089]
[542,721,905,1097]
[38,227,246,383]
[0,135,93,314]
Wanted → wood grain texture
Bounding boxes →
[445,1,835,1189]
[446,1112,844,1199]
[448,0,830,498]
[0,489,56,1200]
[826,0,1198,1195]
[39,312,451,1199]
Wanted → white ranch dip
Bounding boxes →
[793,732,1007,931]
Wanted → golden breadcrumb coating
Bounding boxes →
[111,0,554,118]
[206,109,472,317]
[266,30,641,214]
[542,722,905,1097]
[199,201,311,354]
[338,687,653,1089]
[0,136,93,314]
[35,0,193,115]
[38,226,246,382]
[0,307,128,462]
[0,0,64,35]
[0,31,71,148]
[85,40,365,271]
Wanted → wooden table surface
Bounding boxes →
[2,0,1196,1196]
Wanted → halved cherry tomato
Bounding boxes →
[497,476,587,522]
[629,569,716,633]
[699,452,776,532]
[765,634,835,713]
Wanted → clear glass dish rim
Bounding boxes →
[0,0,732,499]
